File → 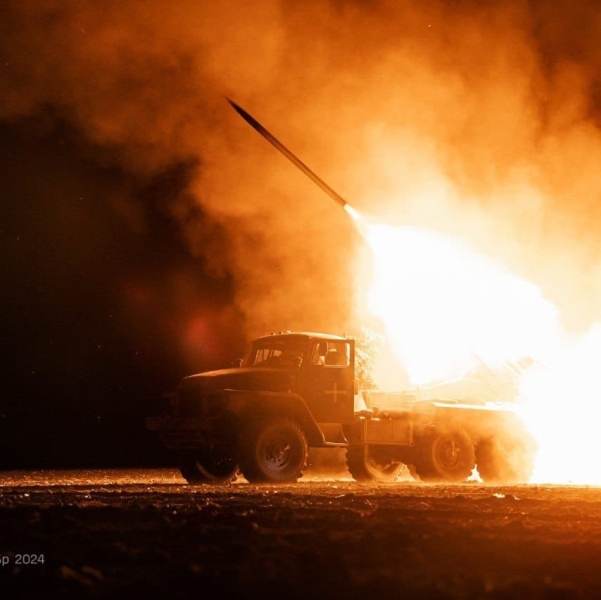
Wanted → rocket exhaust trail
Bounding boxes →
[227,98,348,209]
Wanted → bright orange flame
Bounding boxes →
[360,215,560,385]
[351,207,601,484]
[519,326,601,484]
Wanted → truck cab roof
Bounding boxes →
[253,331,350,343]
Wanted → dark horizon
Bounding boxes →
[0,118,247,469]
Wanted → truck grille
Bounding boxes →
[175,388,224,419]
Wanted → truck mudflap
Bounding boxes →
[145,415,208,449]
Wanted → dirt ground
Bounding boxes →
[1,467,601,599]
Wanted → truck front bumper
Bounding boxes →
[145,415,209,449]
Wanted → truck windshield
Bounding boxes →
[309,340,351,367]
[244,338,306,368]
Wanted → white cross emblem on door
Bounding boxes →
[325,383,347,404]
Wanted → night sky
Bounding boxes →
[0,117,245,466]
[3,0,601,467]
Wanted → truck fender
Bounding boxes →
[224,389,325,446]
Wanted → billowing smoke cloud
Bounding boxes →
[3,0,601,345]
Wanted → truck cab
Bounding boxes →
[241,332,355,424]
[147,332,357,484]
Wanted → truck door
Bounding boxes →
[297,339,355,423]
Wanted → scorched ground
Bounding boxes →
[1,468,601,599]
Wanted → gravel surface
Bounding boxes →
[1,468,601,599]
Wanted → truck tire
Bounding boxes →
[239,417,309,483]
[346,445,405,483]
[413,426,475,482]
[476,430,536,483]
[178,449,239,485]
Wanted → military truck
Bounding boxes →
[146,331,536,484]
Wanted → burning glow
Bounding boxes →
[519,326,601,484]
[361,216,560,385]
[350,207,601,484]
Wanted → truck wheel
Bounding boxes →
[414,426,475,482]
[476,430,536,483]
[239,418,309,483]
[346,445,405,483]
[178,449,239,485]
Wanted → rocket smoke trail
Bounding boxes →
[227,98,349,209]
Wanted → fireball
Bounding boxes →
[349,205,601,485]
